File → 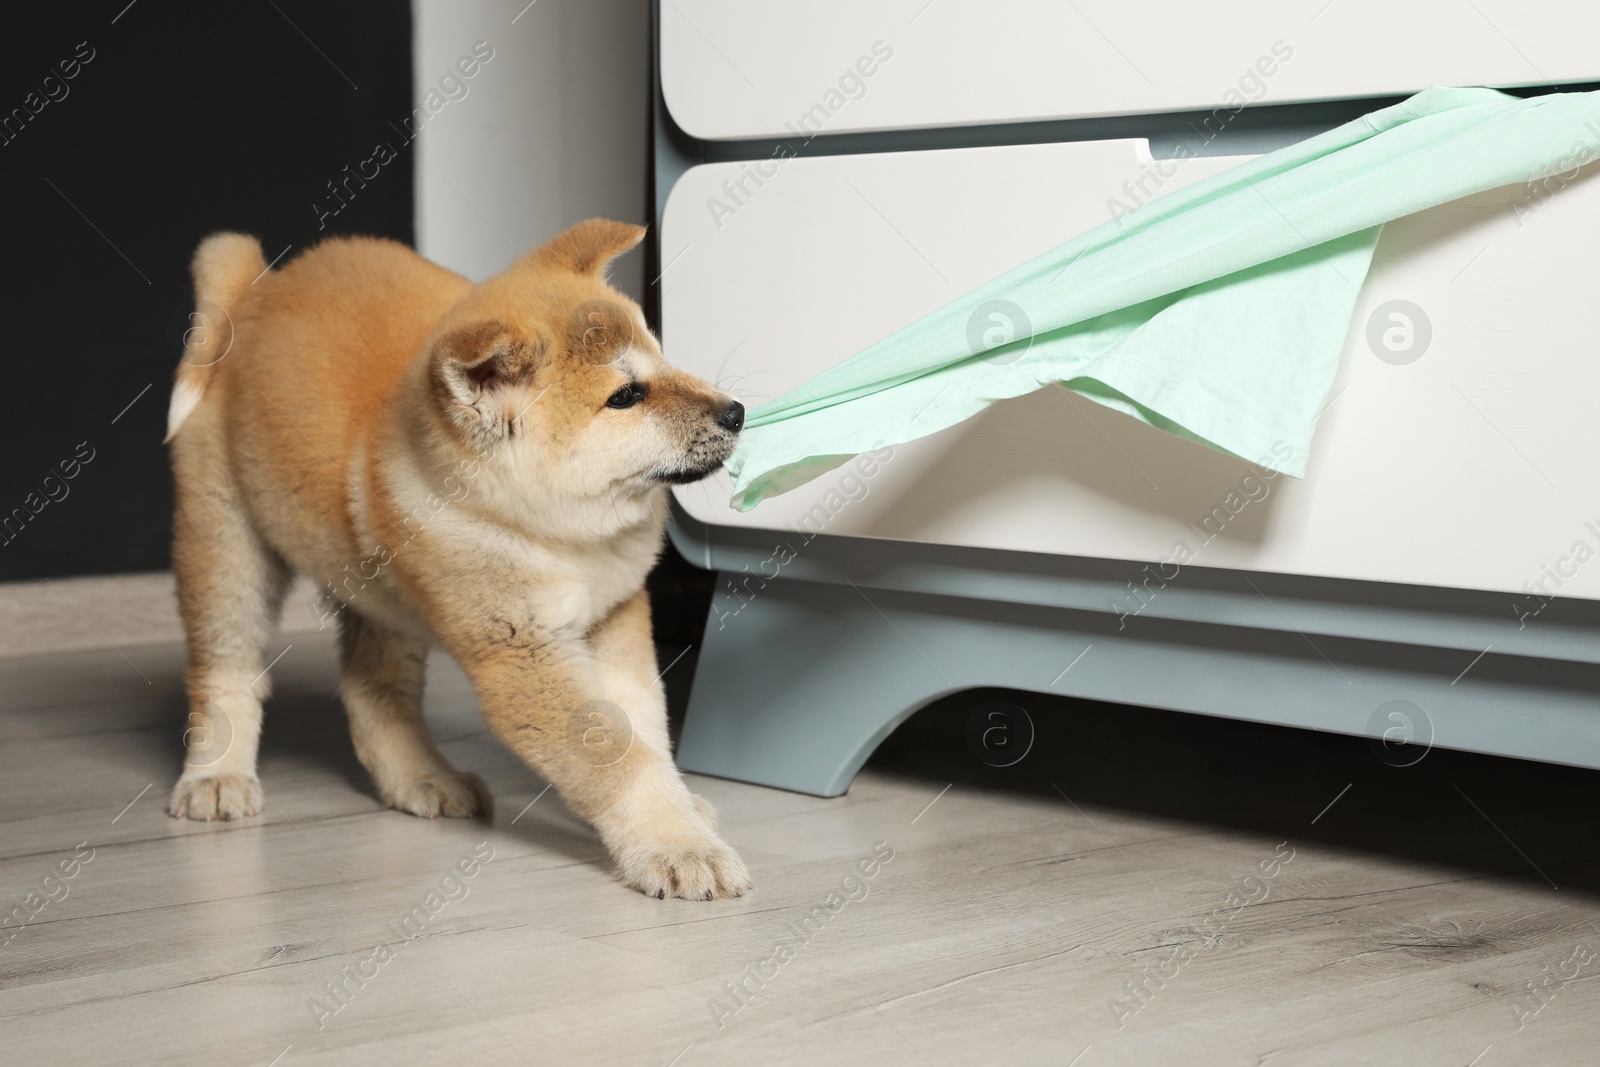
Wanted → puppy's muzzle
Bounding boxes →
[653,400,744,484]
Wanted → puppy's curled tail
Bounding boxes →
[164,232,267,442]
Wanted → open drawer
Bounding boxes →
[661,137,1600,600]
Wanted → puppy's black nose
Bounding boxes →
[717,400,745,433]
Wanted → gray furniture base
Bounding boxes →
[675,553,1600,797]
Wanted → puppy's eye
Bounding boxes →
[606,382,647,409]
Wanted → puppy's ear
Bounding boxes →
[431,319,546,435]
[524,218,646,279]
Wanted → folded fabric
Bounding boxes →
[727,85,1600,510]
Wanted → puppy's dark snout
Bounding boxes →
[716,400,745,433]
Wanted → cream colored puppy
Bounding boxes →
[164,220,750,900]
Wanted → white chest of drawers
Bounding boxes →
[653,1,1600,795]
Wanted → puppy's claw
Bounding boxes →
[388,772,491,819]
[169,774,263,822]
[620,837,751,901]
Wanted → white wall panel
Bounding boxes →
[415,0,649,300]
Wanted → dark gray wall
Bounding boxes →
[0,1,415,581]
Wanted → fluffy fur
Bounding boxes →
[165,220,750,900]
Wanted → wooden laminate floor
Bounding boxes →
[2,620,1598,1065]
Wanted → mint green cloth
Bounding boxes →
[727,86,1600,510]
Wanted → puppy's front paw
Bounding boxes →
[619,836,752,900]
[169,774,263,821]
[388,772,491,819]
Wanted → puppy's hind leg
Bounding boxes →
[338,611,489,819]
[169,441,292,821]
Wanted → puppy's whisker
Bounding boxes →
[711,334,750,388]
[714,367,767,391]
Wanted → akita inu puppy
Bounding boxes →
[164,220,750,899]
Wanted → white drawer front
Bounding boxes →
[661,139,1600,600]
[662,1,1600,140]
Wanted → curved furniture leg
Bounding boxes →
[676,575,961,796]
